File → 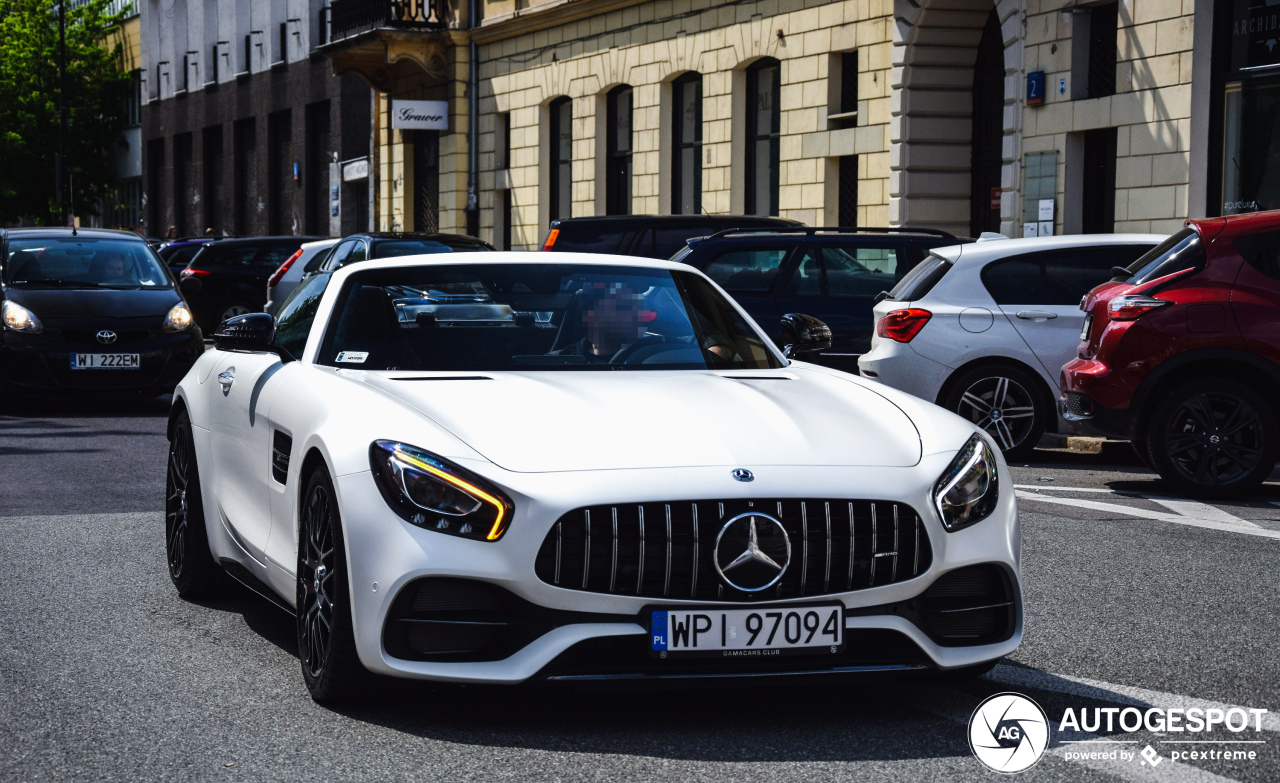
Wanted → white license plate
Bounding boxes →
[1080,312,1093,342]
[70,353,141,370]
[650,604,843,657]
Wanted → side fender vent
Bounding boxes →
[271,431,292,484]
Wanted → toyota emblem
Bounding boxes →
[96,330,118,345]
[712,512,791,592]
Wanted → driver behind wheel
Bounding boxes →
[549,281,651,363]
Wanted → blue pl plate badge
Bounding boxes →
[651,611,668,651]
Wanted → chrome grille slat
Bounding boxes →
[690,503,699,598]
[869,503,878,587]
[823,501,832,593]
[636,506,646,595]
[609,507,618,592]
[582,509,591,589]
[663,504,672,597]
[554,520,562,584]
[799,501,809,595]
[536,498,931,602]
[891,504,900,582]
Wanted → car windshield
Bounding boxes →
[318,263,783,371]
[371,240,457,258]
[4,237,172,288]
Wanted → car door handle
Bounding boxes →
[218,371,235,389]
[1015,311,1058,320]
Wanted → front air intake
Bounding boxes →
[916,564,1016,646]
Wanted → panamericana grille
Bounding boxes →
[535,499,932,602]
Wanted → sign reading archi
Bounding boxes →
[391,100,449,130]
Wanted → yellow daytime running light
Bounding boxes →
[393,450,508,540]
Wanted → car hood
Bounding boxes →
[358,368,922,473]
[3,286,179,320]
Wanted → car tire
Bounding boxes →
[216,300,255,327]
[1146,379,1278,499]
[943,364,1046,461]
[297,464,369,703]
[166,411,223,597]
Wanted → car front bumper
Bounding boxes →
[332,453,1023,684]
[0,328,205,396]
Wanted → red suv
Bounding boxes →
[1061,211,1280,497]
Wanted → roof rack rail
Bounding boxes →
[702,225,957,241]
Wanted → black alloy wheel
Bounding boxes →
[165,411,221,596]
[945,364,1045,460]
[297,465,367,703]
[1147,380,1278,498]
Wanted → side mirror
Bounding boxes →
[779,313,832,358]
[178,276,202,295]
[212,312,276,353]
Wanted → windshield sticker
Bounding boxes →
[336,351,369,364]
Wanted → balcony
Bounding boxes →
[319,0,460,90]
[329,0,450,40]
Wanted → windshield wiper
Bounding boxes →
[9,278,96,288]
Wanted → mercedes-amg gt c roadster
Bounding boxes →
[165,252,1021,701]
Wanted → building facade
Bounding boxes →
[134,0,1280,246]
[140,0,372,238]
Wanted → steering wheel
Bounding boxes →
[609,335,674,364]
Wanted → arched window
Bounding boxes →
[549,97,572,221]
[605,85,633,215]
[745,58,780,216]
[672,73,702,215]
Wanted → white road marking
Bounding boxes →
[896,681,1244,783]
[1015,490,1280,540]
[986,664,1280,733]
[1014,485,1257,527]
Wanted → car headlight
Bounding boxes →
[932,434,1000,532]
[163,303,194,332]
[1,301,43,334]
[369,440,513,541]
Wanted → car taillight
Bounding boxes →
[1107,294,1170,321]
[540,228,559,250]
[180,267,211,278]
[876,308,932,342]
[268,249,304,288]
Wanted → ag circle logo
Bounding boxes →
[968,692,1050,773]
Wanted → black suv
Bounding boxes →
[179,236,322,331]
[540,215,801,259]
[672,227,970,372]
[313,232,493,274]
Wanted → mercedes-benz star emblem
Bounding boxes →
[96,330,118,345]
[732,468,754,482]
[713,512,791,592]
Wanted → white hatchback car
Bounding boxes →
[858,235,1164,459]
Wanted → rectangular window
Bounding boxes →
[746,59,781,216]
[305,102,331,235]
[147,138,165,234]
[549,98,572,221]
[173,133,193,235]
[233,118,257,235]
[413,130,440,233]
[672,74,702,214]
[244,34,253,73]
[1087,3,1118,99]
[203,125,223,235]
[123,69,142,127]
[501,189,513,250]
[606,86,633,215]
[496,112,511,170]
[267,111,294,234]
[838,155,858,227]
[278,22,288,64]
[1081,127,1116,233]
[828,51,858,129]
[702,248,790,293]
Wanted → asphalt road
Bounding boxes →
[1,398,1277,782]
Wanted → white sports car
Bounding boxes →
[165,252,1021,701]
